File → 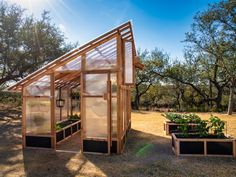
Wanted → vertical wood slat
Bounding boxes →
[107,73,112,155]
[50,73,56,149]
[116,33,122,154]
[80,54,86,153]
[204,141,207,155]
[22,86,26,148]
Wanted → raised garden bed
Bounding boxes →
[56,119,81,143]
[172,133,236,157]
[164,121,198,135]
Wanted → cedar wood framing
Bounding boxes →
[8,21,143,154]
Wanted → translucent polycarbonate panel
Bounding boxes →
[55,56,81,71]
[124,41,133,84]
[55,90,60,122]
[25,75,50,96]
[112,98,117,137]
[61,89,69,120]
[25,97,51,134]
[110,73,117,96]
[55,89,70,121]
[85,74,107,95]
[71,87,80,115]
[86,38,117,70]
[84,97,107,139]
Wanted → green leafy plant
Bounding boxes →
[184,113,201,123]
[162,113,183,122]
[56,124,62,131]
[209,115,225,137]
[196,120,209,137]
[175,116,189,137]
[68,114,80,120]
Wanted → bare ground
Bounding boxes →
[0,111,236,177]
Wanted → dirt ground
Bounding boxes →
[0,111,236,177]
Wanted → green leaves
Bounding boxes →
[0,1,77,87]
[163,113,226,137]
[68,114,80,120]
[209,115,225,137]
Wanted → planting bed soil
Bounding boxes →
[172,133,236,157]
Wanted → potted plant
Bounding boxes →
[172,115,236,157]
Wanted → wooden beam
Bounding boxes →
[22,86,26,148]
[50,73,56,149]
[116,34,122,154]
[80,54,86,153]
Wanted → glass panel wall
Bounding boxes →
[25,76,50,96]
[84,73,108,139]
[24,75,51,135]
[124,41,133,84]
[85,74,107,95]
[84,97,107,138]
[25,97,51,134]
[86,38,117,70]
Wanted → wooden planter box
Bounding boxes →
[56,119,81,144]
[164,121,198,135]
[172,133,236,157]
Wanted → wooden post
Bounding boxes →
[22,86,26,148]
[80,53,86,153]
[50,73,56,149]
[107,73,112,155]
[116,33,123,154]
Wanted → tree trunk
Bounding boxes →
[134,94,140,110]
[209,81,213,109]
[227,82,235,115]
[215,89,223,111]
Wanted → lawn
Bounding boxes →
[1,111,236,177]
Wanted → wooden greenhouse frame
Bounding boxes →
[7,22,143,155]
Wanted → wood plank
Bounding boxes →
[80,54,86,153]
[22,87,26,148]
[50,73,56,149]
[107,74,112,155]
[116,34,122,154]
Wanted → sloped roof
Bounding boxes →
[7,21,143,92]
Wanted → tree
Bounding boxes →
[182,0,235,112]
[132,49,157,110]
[0,1,77,88]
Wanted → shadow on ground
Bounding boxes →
[1,119,236,177]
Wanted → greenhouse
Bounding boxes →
[7,22,143,154]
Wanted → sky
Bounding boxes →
[8,0,220,61]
